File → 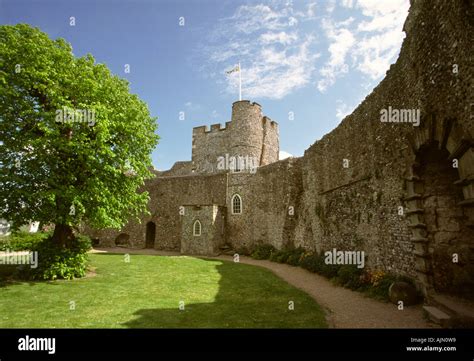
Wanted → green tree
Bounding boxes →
[0,24,159,247]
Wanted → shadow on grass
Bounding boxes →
[121,259,326,328]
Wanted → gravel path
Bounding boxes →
[92,247,435,328]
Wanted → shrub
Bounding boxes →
[286,248,305,266]
[368,274,398,300]
[269,249,289,263]
[235,245,252,256]
[299,252,324,273]
[336,265,366,290]
[17,234,92,281]
[319,261,341,279]
[250,244,276,260]
[0,231,50,251]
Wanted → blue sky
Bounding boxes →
[0,0,409,170]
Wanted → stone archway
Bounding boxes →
[404,117,474,299]
[115,233,130,247]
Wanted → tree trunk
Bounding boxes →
[52,224,75,248]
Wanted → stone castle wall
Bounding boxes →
[225,157,303,251]
[181,205,225,255]
[88,172,227,251]
[294,0,474,294]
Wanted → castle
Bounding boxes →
[87,100,283,256]
[86,0,474,301]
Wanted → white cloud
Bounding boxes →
[352,0,409,79]
[318,0,409,92]
[202,0,409,98]
[317,18,355,92]
[203,2,320,100]
[335,100,354,120]
[326,0,336,13]
[184,102,201,111]
[306,3,317,18]
[341,0,355,8]
[260,31,298,45]
[279,150,293,160]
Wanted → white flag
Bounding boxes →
[226,64,240,74]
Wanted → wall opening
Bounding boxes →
[415,142,474,299]
[115,233,130,247]
[145,221,156,249]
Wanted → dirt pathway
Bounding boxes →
[92,247,434,328]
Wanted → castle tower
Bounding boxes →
[229,100,279,167]
[191,101,279,173]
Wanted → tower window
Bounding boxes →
[231,194,242,214]
[193,220,201,236]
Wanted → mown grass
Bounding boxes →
[0,253,327,328]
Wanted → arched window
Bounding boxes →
[193,220,201,236]
[231,194,242,214]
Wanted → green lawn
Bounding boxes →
[0,253,327,328]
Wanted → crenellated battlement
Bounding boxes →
[192,125,209,135]
[262,116,278,128]
[232,100,262,110]
[192,123,228,136]
[210,123,226,131]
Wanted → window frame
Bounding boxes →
[193,220,202,236]
[231,194,242,215]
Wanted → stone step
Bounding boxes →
[408,223,427,229]
[404,194,423,201]
[423,306,451,326]
[454,175,474,186]
[406,208,424,215]
[411,236,429,243]
[429,293,474,328]
[413,250,429,258]
[458,198,474,207]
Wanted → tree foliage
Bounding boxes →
[0,24,159,245]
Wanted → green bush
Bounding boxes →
[269,249,288,263]
[250,244,276,260]
[266,247,306,265]
[300,253,324,273]
[319,261,341,279]
[366,273,398,301]
[17,234,92,281]
[286,248,305,266]
[0,231,50,251]
[235,245,252,256]
[336,265,366,290]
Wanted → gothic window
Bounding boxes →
[193,220,201,236]
[232,194,242,214]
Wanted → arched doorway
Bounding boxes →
[145,221,156,249]
[416,143,473,296]
[115,233,130,247]
[405,118,474,299]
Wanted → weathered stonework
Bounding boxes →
[181,205,225,255]
[85,0,474,299]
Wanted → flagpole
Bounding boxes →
[238,61,242,101]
